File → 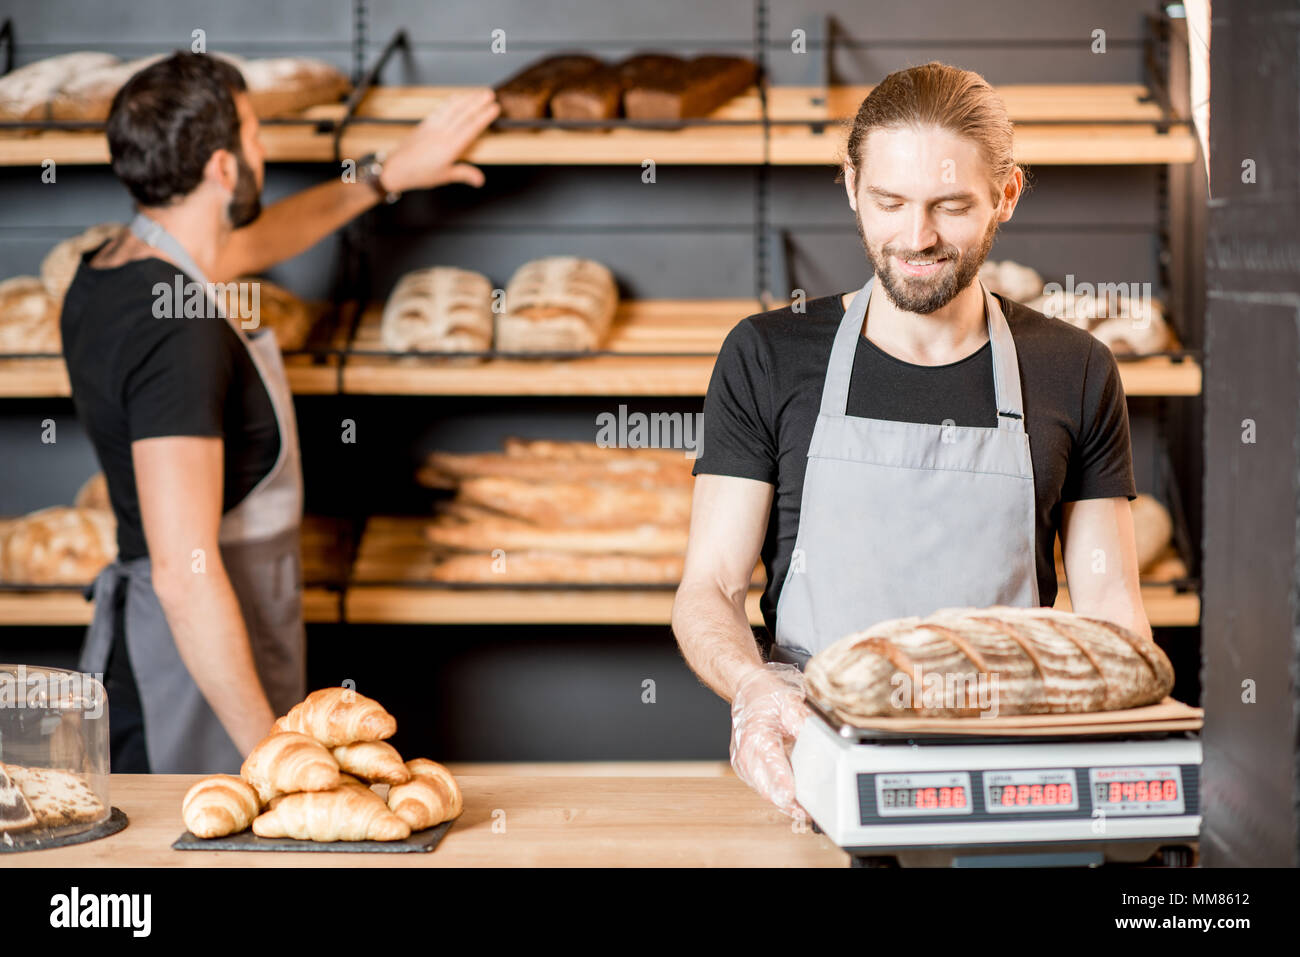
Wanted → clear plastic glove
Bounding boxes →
[730,663,812,816]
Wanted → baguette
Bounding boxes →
[428,549,684,584]
[0,52,119,121]
[418,448,694,490]
[455,475,691,527]
[426,517,687,555]
[805,605,1174,721]
[182,775,261,838]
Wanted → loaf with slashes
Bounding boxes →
[497,256,617,352]
[380,266,494,354]
[805,606,1174,721]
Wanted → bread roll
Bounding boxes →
[0,276,60,355]
[498,256,617,352]
[0,52,119,121]
[240,731,340,806]
[0,506,116,585]
[380,267,494,354]
[331,741,410,785]
[182,775,261,838]
[41,223,124,302]
[805,605,1174,721]
[273,687,398,747]
[253,783,411,842]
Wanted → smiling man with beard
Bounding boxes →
[672,62,1144,814]
[59,52,499,773]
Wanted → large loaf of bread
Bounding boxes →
[623,55,756,120]
[0,52,119,121]
[498,256,617,352]
[380,266,494,354]
[805,606,1174,720]
[0,506,117,585]
[495,54,604,119]
[0,277,60,355]
[215,277,317,351]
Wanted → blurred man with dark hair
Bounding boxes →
[62,51,499,773]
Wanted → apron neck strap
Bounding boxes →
[129,211,230,322]
[819,276,1027,431]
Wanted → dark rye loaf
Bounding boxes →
[805,605,1174,720]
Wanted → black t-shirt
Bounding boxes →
[692,290,1137,635]
[60,246,280,561]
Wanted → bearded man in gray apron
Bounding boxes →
[61,52,499,773]
[673,63,1148,815]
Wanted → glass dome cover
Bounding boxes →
[1,663,110,847]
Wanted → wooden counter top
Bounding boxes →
[10,763,848,868]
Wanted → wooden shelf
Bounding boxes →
[766,86,1198,166]
[0,586,340,625]
[340,298,756,396]
[0,85,1197,168]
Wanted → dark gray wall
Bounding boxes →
[1199,0,1300,868]
[0,0,1202,765]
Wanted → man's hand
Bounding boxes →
[381,89,501,193]
[729,663,812,816]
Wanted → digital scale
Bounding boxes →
[792,698,1202,868]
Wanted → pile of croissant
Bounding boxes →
[181,687,462,843]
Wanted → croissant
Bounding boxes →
[332,741,410,785]
[386,763,458,831]
[252,783,411,842]
[240,731,340,805]
[273,687,397,747]
[182,775,260,838]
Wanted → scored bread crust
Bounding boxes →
[380,266,494,354]
[498,256,617,352]
[805,605,1174,720]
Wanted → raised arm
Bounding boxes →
[1059,497,1152,641]
[133,435,276,756]
[212,89,500,280]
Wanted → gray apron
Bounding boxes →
[78,214,306,773]
[771,276,1039,669]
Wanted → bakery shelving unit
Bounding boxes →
[0,4,1205,633]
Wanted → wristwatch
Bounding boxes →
[358,152,401,204]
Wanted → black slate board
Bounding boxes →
[1,806,129,854]
[171,817,454,853]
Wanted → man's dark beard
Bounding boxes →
[856,210,999,315]
[226,150,262,229]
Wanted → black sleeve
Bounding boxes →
[692,317,778,483]
[1062,338,1137,502]
[122,316,233,442]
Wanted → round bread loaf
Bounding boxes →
[0,276,60,354]
[0,506,117,585]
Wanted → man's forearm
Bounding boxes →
[672,581,767,702]
[214,179,379,280]
[153,562,277,756]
